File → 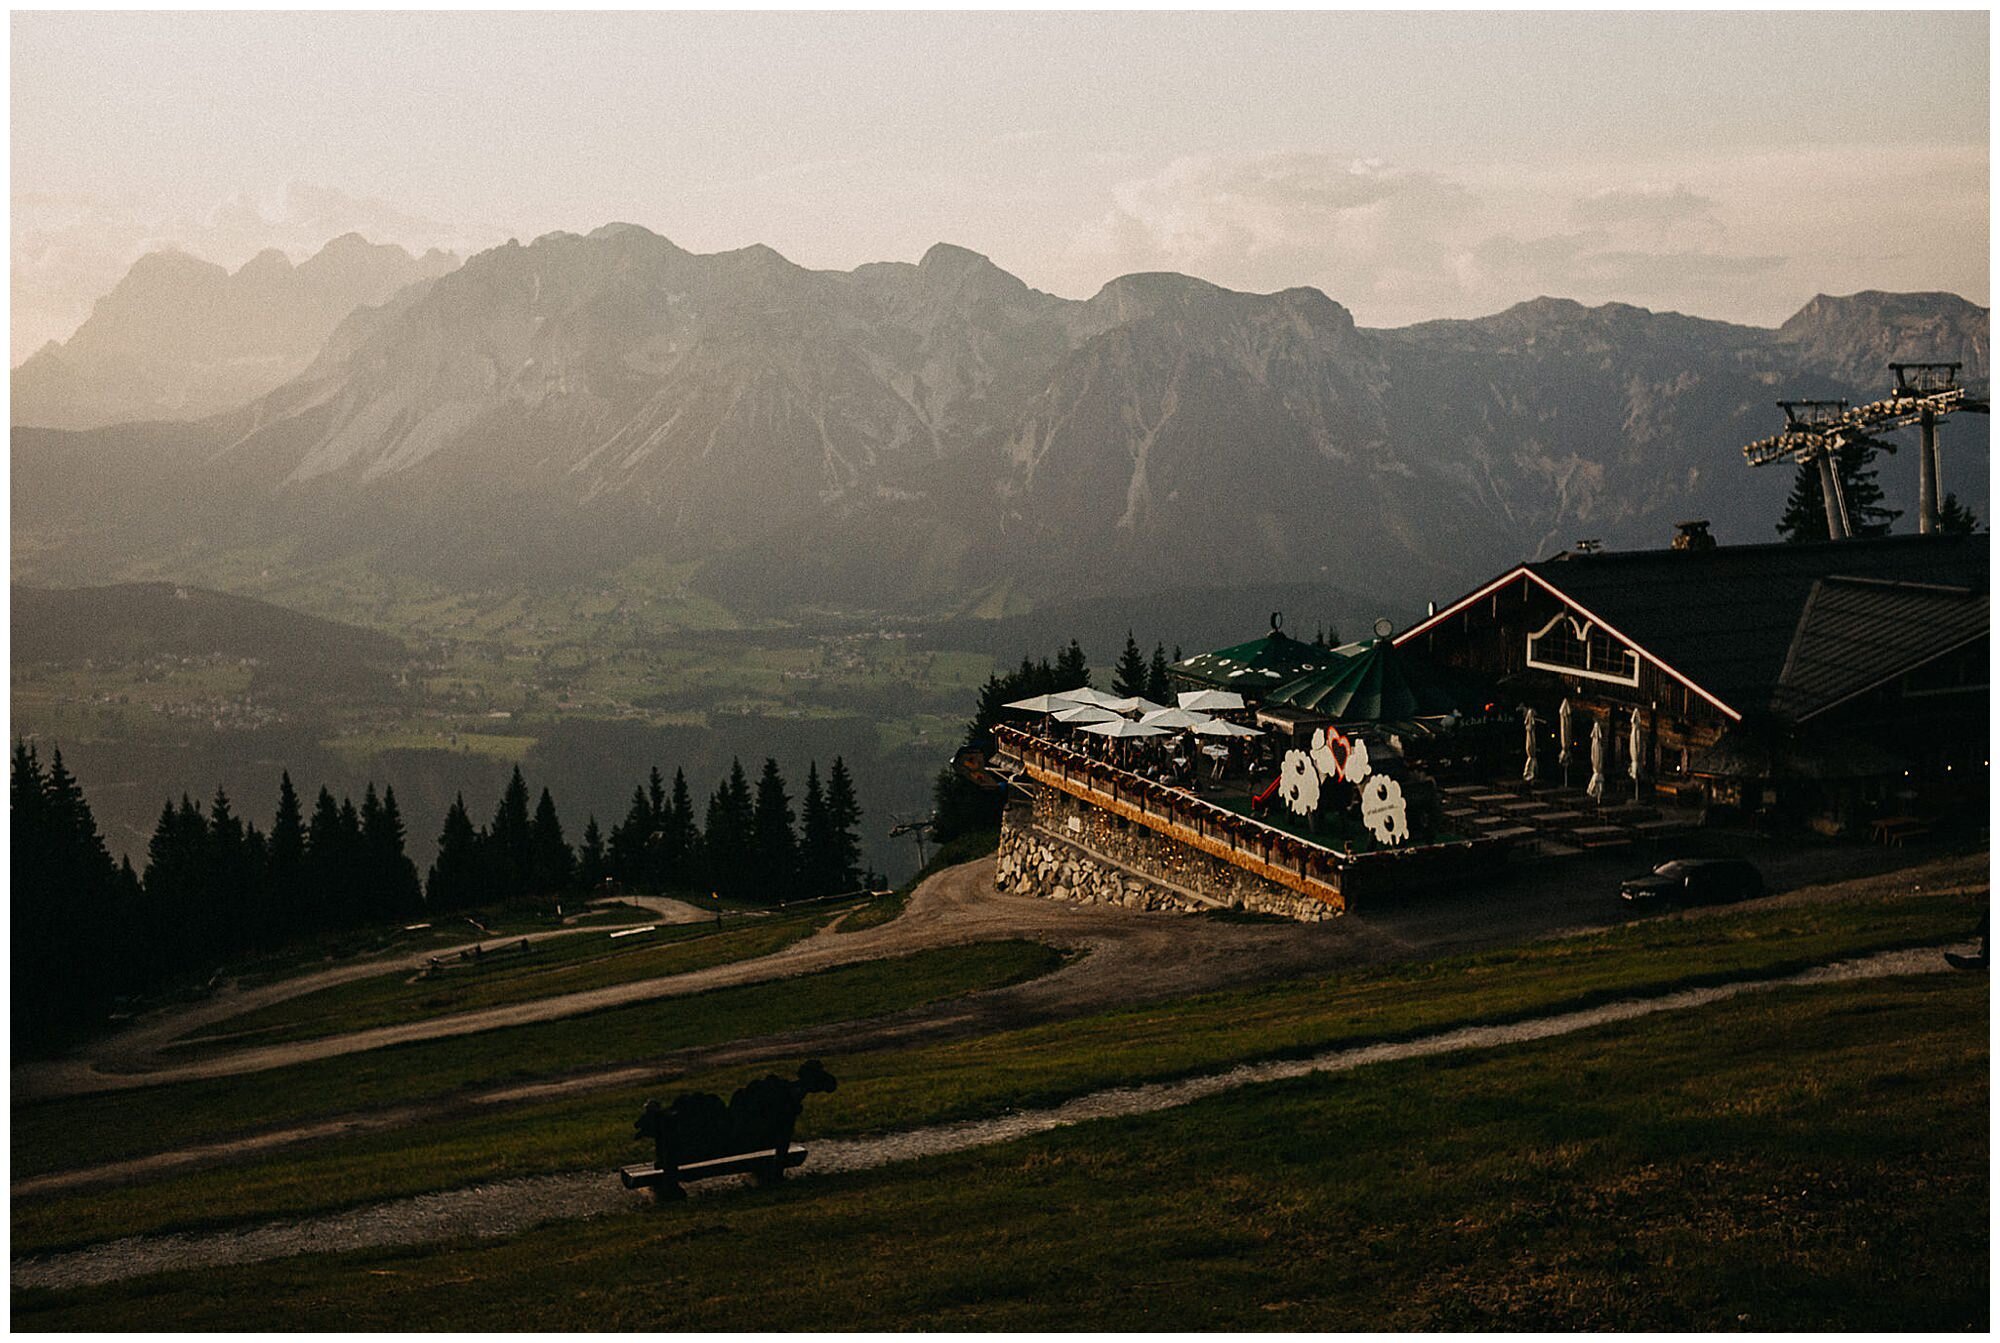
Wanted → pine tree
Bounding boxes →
[1939,491,1980,534]
[268,772,306,938]
[1777,442,1900,541]
[644,766,669,889]
[487,766,534,901]
[824,756,863,893]
[1055,639,1090,688]
[702,760,755,900]
[1112,631,1149,698]
[798,762,836,899]
[207,786,250,955]
[426,793,483,910]
[607,784,655,890]
[529,787,574,894]
[577,816,606,891]
[361,783,421,920]
[664,768,698,891]
[1146,643,1171,704]
[302,786,345,930]
[749,758,797,904]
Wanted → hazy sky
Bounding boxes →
[12,10,1990,362]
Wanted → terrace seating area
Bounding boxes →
[1437,781,1702,855]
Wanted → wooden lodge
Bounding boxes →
[1394,533,1989,832]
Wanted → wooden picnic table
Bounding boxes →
[1870,815,1931,846]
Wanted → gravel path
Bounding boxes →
[15,940,1973,1292]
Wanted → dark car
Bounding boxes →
[1620,857,1764,911]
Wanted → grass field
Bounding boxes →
[169,904,852,1052]
[12,881,1977,1254]
[16,972,1986,1330]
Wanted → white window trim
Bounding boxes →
[1526,610,1641,687]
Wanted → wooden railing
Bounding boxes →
[991,725,1346,911]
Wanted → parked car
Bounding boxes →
[1620,857,1764,911]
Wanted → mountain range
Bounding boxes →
[12,234,457,430]
[12,225,1988,614]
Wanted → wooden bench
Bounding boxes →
[619,1144,809,1201]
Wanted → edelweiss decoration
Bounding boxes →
[1359,775,1408,845]
[1309,726,1348,782]
[1279,750,1320,816]
[1341,735,1373,785]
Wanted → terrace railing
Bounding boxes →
[991,725,1346,911]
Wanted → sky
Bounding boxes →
[11,10,1990,363]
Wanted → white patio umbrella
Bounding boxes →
[1003,692,1085,714]
[1109,695,1169,716]
[1177,689,1246,712]
[1139,707,1213,730]
[1078,719,1170,739]
[1522,706,1539,786]
[1058,686,1130,710]
[1052,704,1121,724]
[1558,698,1574,786]
[1628,709,1644,800]
[1587,716,1607,803]
[1192,719,1264,738]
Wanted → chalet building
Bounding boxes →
[1394,533,1988,830]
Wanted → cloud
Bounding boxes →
[1570,183,1718,228]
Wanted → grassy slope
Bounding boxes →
[12,883,1978,1252]
[170,904,849,1052]
[17,973,1987,1330]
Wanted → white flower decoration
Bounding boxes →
[1359,775,1408,846]
[1342,736,1374,785]
[1279,749,1321,816]
[1309,727,1347,782]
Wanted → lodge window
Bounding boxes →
[1525,611,1640,686]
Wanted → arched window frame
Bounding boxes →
[1525,610,1641,686]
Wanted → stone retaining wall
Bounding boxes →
[995,787,1338,922]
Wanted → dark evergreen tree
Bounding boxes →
[268,771,306,937]
[1112,631,1149,698]
[748,758,797,903]
[361,783,422,920]
[824,756,863,892]
[577,815,606,891]
[663,767,698,891]
[1777,442,1900,541]
[702,759,755,900]
[798,762,836,899]
[207,786,250,955]
[487,766,534,901]
[426,793,483,910]
[1055,639,1090,688]
[607,784,655,889]
[13,743,133,1048]
[1939,491,1980,534]
[529,787,574,894]
[302,786,344,929]
[1146,643,1171,704]
[644,765,669,889]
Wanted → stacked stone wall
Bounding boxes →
[994,788,1337,923]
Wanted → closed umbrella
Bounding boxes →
[1558,698,1573,787]
[1587,716,1607,803]
[1522,706,1539,786]
[1629,709,1644,801]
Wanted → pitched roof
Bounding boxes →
[1399,533,1989,720]
[1521,534,1988,715]
[1772,576,1989,721]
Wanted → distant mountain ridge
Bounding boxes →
[11,234,459,430]
[11,225,1987,613]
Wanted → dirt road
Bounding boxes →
[14,938,1976,1292]
[17,841,1986,1107]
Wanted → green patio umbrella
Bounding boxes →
[1264,638,1479,722]
[1171,624,1341,691]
